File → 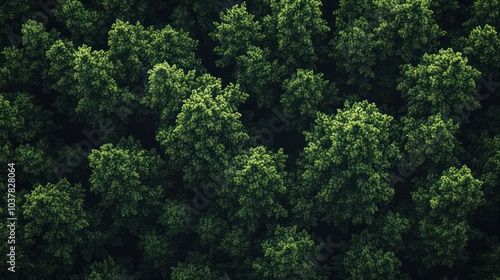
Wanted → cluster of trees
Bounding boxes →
[1,0,500,279]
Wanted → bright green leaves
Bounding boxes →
[72,45,135,126]
[462,24,500,73]
[399,113,459,171]
[141,62,197,126]
[332,0,443,92]
[1,20,59,91]
[107,20,149,84]
[411,166,483,267]
[398,48,481,120]
[281,68,337,119]
[157,77,248,185]
[295,101,399,227]
[211,2,265,68]
[253,225,327,280]
[413,166,483,224]
[265,0,330,68]
[297,101,399,226]
[23,179,88,272]
[88,137,164,230]
[219,146,288,230]
[108,19,202,85]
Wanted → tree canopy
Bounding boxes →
[1,1,499,279]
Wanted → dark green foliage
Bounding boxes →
[2,1,500,279]
[294,101,400,227]
[23,179,88,278]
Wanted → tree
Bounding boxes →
[398,113,460,173]
[341,232,405,280]
[84,257,132,280]
[218,146,288,231]
[170,262,229,280]
[88,137,164,233]
[252,225,328,280]
[465,0,500,31]
[156,76,249,185]
[234,46,285,108]
[0,92,53,183]
[72,45,136,127]
[373,0,443,62]
[280,68,338,125]
[411,165,483,267]
[0,0,33,47]
[108,19,203,86]
[1,20,60,92]
[211,2,265,68]
[331,17,376,91]
[53,0,105,46]
[398,48,481,121]
[264,0,330,69]
[294,101,400,227]
[23,179,89,278]
[462,24,500,73]
[140,62,197,127]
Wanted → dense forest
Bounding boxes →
[1,0,500,279]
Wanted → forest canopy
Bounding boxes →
[1,0,500,279]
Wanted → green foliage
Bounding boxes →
[265,0,330,68]
[3,2,500,279]
[296,101,399,227]
[84,257,130,280]
[218,146,287,230]
[331,17,376,91]
[53,0,104,45]
[170,262,228,280]
[465,0,500,30]
[23,179,88,276]
[141,62,197,125]
[373,0,443,62]
[0,0,33,46]
[398,48,481,120]
[281,68,337,118]
[462,24,500,73]
[1,20,60,91]
[108,19,202,84]
[341,233,403,280]
[72,45,135,126]
[88,137,164,232]
[399,113,460,170]
[253,225,327,280]
[234,45,285,108]
[156,76,249,184]
[0,94,22,141]
[211,2,265,67]
[412,165,483,267]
